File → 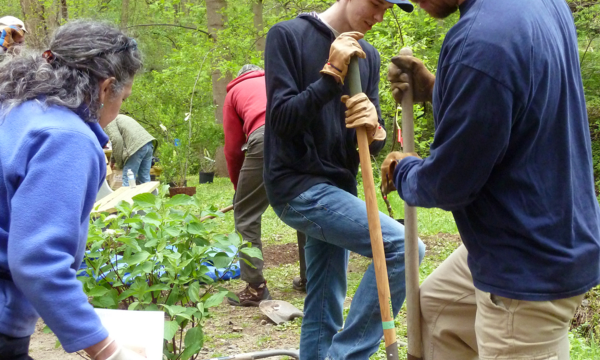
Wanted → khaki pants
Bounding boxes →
[421,245,583,360]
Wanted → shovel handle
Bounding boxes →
[399,47,423,360]
[198,204,234,222]
[347,58,399,360]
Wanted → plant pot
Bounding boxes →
[169,180,187,188]
[199,171,215,184]
[168,186,197,197]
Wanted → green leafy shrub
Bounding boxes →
[79,186,262,360]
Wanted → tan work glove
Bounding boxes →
[341,93,383,145]
[388,56,435,103]
[380,151,420,195]
[321,32,366,84]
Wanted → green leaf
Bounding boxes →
[166,194,193,207]
[188,282,200,303]
[175,312,193,321]
[42,325,53,334]
[128,301,140,311]
[240,257,257,269]
[164,227,181,237]
[204,291,228,308]
[227,291,240,303]
[187,222,205,235]
[163,320,179,340]
[145,239,158,248]
[228,233,241,247]
[184,326,203,348]
[123,218,143,224]
[88,286,110,297]
[240,246,263,260]
[180,327,204,360]
[147,284,171,292]
[142,212,162,227]
[162,304,187,317]
[115,201,132,215]
[118,288,138,301]
[164,252,181,260]
[211,253,233,268]
[91,296,116,308]
[133,193,157,208]
[124,251,151,266]
[141,261,153,273]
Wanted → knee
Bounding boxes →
[419,276,438,318]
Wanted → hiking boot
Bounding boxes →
[228,281,271,307]
[293,276,307,292]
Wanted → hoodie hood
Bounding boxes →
[297,13,336,40]
[226,70,265,92]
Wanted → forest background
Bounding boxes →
[3,0,598,192]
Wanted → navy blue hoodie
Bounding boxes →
[394,0,600,301]
[264,14,385,207]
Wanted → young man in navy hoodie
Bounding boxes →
[263,1,423,359]
[382,0,600,359]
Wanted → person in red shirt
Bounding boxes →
[223,64,307,306]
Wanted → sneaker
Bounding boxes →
[228,281,271,307]
[293,276,307,292]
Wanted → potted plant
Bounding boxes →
[199,149,215,184]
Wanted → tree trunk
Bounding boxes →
[60,0,68,21]
[121,0,130,28]
[19,0,48,48]
[205,0,231,125]
[214,146,229,177]
[253,0,265,53]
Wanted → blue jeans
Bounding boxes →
[122,142,153,186]
[273,183,426,360]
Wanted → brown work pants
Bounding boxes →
[234,126,306,284]
[421,245,583,360]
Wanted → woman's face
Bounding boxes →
[98,79,133,128]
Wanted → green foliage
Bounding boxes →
[80,186,258,359]
[570,332,600,360]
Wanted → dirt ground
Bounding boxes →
[263,242,301,268]
[27,233,460,360]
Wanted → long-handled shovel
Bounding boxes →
[398,47,422,360]
[347,57,399,360]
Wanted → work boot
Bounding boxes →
[228,281,271,307]
[293,276,307,293]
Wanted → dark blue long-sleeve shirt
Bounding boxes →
[394,0,600,301]
[264,14,386,207]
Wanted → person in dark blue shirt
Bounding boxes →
[382,0,600,358]
[263,0,424,359]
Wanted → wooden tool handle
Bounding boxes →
[399,47,423,360]
[348,58,399,360]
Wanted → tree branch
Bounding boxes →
[126,23,213,38]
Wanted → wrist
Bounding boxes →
[85,337,118,360]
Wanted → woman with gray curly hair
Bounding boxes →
[0,21,146,360]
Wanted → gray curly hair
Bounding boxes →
[0,20,143,121]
